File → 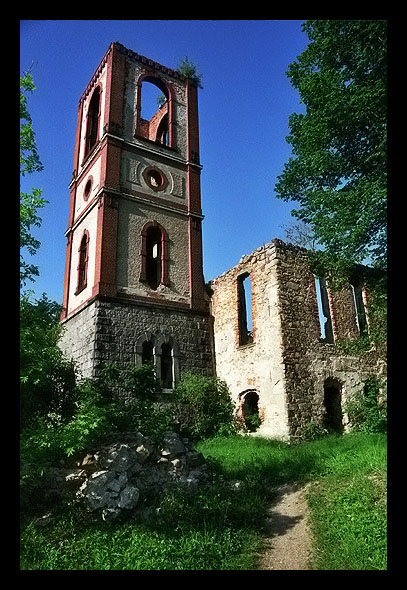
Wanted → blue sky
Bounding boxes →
[20,19,308,303]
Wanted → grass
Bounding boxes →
[20,432,387,570]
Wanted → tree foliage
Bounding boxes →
[20,71,47,286]
[20,293,76,426]
[275,20,386,270]
[176,56,203,88]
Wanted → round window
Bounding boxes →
[149,170,162,188]
[84,178,92,200]
[143,166,168,192]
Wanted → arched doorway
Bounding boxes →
[239,390,261,432]
[323,378,343,433]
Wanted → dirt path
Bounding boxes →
[258,482,314,570]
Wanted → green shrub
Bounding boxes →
[299,420,328,442]
[21,362,175,502]
[344,377,387,434]
[173,373,240,441]
[124,363,161,399]
[244,411,262,433]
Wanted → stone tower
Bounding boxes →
[59,42,214,388]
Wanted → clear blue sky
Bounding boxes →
[20,19,308,304]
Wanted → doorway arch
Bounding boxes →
[323,378,343,433]
[239,390,261,432]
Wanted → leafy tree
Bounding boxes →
[20,293,76,426]
[20,70,47,286]
[280,219,319,252]
[275,20,386,271]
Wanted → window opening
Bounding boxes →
[238,273,253,346]
[351,282,367,336]
[156,113,169,146]
[314,275,334,343]
[141,340,154,365]
[84,178,92,201]
[85,87,100,156]
[77,232,89,293]
[146,226,162,290]
[138,79,169,145]
[149,169,163,189]
[323,379,343,433]
[161,342,173,389]
[140,81,166,120]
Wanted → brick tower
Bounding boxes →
[59,42,214,388]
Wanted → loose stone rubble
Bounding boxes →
[43,431,210,521]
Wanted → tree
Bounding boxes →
[280,219,319,252]
[20,70,47,287]
[20,292,76,426]
[275,20,386,271]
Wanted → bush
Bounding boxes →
[173,373,240,441]
[344,377,387,434]
[20,362,176,502]
[124,363,161,399]
[299,420,328,442]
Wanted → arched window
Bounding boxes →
[140,221,169,289]
[146,225,162,290]
[135,75,174,148]
[314,275,334,343]
[237,272,253,346]
[85,87,101,157]
[161,342,173,389]
[141,340,154,365]
[135,333,180,390]
[76,230,89,294]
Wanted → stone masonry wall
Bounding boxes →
[59,296,214,388]
[210,239,386,439]
[59,300,98,380]
[211,242,289,439]
[273,240,386,437]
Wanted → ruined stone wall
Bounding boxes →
[210,239,386,439]
[211,242,289,439]
[59,296,214,389]
[274,240,385,437]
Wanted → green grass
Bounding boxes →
[20,432,386,570]
[198,432,387,570]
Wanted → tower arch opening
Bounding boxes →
[136,76,170,146]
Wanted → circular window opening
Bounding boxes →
[149,170,163,188]
[84,178,92,201]
[143,166,168,192]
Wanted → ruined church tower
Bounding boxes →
[59,42,214,388]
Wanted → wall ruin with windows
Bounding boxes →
[59,298,214,394]
[210,239,386,439]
